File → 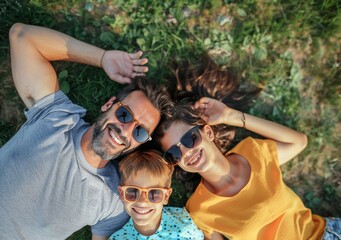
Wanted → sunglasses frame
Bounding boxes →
[114,100,152,143]
[163,125,203,165]
[119,185,170,204]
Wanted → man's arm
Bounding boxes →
[9,23,104,108]
[9,23,148,108]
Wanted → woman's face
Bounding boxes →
[160,121,214,173]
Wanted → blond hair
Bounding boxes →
[119,149,174,187]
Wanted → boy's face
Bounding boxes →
[119,170,172,233]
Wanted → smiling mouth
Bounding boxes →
[187,149,202,166]
[133,208,153,215]
[108,127,124,146]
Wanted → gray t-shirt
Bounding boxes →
[0,91,129,239]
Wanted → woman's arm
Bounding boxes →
[194,97,307,165]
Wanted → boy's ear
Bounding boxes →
[118,186,124,201]
[101,96,117,112]
[163,188,173,205]
[203,125,215,141]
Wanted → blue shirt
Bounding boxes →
[109,207,204,239]
[0,91,128,239]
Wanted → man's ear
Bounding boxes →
[203,125,215,141]
[101,96,116,112]
[163,188,173,205]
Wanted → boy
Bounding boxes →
[109,150,204,239]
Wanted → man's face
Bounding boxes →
[92,91,160,160]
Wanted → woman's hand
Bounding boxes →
[194,97,228,125]
[194,97,308,165]
[101,50,148,84]
[194,97,244,127]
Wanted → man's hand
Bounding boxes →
[101,50,148,84]
[9,23,148,108]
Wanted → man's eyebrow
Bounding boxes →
[124,103,151,133]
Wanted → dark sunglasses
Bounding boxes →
[163,125,202,165]
[114,101,151,143]
[120,185,169,203]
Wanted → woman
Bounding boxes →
[155,97,339,239]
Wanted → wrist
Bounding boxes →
[99,49,106,68]
[225,109,246,128]
[241,112,246,128]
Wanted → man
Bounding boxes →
[0,23,173,240]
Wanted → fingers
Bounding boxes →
[128,51,149,75]
[131,72,146,78]
[198,108,209,122]
[132,58,148,65]
[194,97,209,110]
[194,97,212,122]
[129,50,144,59]
[201,114,209,122]
[133,65,149,73]
[196,101,208,110]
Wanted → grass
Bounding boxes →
[0,0,340,239]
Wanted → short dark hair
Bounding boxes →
[117,76,173,121]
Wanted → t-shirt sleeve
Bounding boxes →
[253,138,279,166]
[24,90,87,123]
[229,137,279,166]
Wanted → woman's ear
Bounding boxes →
[203,125,215,141]
[163,188,173,205]
[101,96,116,112]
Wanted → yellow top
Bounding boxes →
[186,137,325,240]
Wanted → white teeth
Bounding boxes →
[109,130,123,145]
[134,208,151,214]
[188,150,201,165]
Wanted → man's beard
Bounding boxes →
[91,114,127,160]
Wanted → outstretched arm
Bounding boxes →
[9,23,148,108]
[194,97,308,165]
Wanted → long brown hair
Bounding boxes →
[155,55,262,192]
[173,55,262,112]
[158,55,261,153]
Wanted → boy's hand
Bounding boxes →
[101,50,148,84]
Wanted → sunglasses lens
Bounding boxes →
[163,126,202,164]
[125,187,139,202]
[181,127,201,148]
[124,187,165,203]
[133,125,149,143]
[116,106,133,123]
[164,145,182,165]
[148,189,164,203]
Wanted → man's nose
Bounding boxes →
[119,121,136,138]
